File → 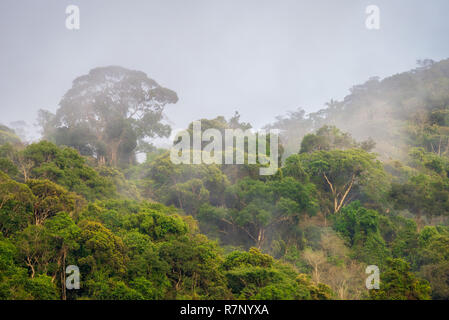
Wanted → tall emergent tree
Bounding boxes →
[39,66,178,167]
[296,149,386,214]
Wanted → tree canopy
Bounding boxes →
[39,66,178,167]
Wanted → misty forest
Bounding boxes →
[2,58,449,300]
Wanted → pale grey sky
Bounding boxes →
[1,0,449,140]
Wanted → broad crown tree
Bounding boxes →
[39,66,178,167]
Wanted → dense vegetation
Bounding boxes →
[1,60,449,300]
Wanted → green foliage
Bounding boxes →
[390,150,449,225]
[0,125,21,146]
[0,157,19,177]
[0,171,34,236]
[23,141,117,201]
[0,236,30,299]
[78,220,127,276]
[370,258,431,300]
[27,179,80,225]
[159,234,230,299]
[222,248,333,300]
[414,226,449,299]
[39,66,178,167]
[198,176,317,249]
[4,60,449,300]
[295,148,387,214]
[25,275,59,300]
[300,125,375,153]
[223,248,274,270]
[84,276,144,300]
[80,200,187,240]
[333,202,390,267]
[96,166,141,200]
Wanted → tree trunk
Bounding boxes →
[323,173,355,213]
[109,140,121,167]
[257,228,265,249]
[26,257,35,278]
[313,264,320,284]
[416,211,424,232]
[61,249,67,300]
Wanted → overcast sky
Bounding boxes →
[1,0,449,140]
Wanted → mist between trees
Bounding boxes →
[1,59,449,300]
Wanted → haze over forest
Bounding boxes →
[1,1,449,301]
[2,0,449,142]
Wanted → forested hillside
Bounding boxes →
[1,60,449,300]
[267,59,449,161]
